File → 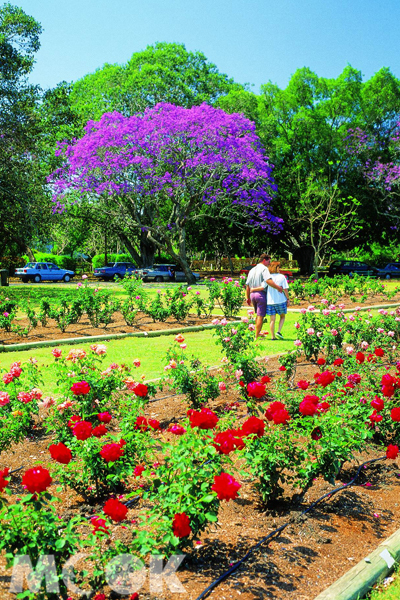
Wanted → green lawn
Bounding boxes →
[0,313,299,394]
[367,572,400,599]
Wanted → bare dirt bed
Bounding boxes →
[2,292,400,346]
[0,356,399,599]
[0,312,215,346]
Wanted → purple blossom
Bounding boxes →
[49,103,282,231]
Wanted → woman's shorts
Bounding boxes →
[266,302,287,316]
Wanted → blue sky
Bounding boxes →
[18,0,400,92]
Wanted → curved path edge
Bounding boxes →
[314,526,400,599]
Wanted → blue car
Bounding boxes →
[15,262,75,283]
[376,262,400,279]
[93,262,137,281]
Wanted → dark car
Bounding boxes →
[328,260,378,277]
[376,262,400,279]
[239,264,294,283]
[93,262,137,281]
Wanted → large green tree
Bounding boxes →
[0,3,47,257]
[71,42,241,122]
[255,66,400,272]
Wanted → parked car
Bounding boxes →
[93,262,137,281]
[15,262,75,283]
[328,260,378,277]
[376,262,400,279]
[239,264,294,283]
[137,264,201,282]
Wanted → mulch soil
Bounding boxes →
[0,355,399,599]
[1,291,400,346]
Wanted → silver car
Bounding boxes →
[15,262,75,283]
[137,264,201,282]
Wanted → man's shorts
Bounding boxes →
[250,291,267,317]
[266,302,287,316]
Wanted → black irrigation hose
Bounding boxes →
[9,466,23,475]
[194,455,386,600]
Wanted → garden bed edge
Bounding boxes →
[314,525,400,600]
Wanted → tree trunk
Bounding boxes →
[222,238,234,275]
[293,245,315,276]
[116,231,141,266]
[26,247,35,261]
[140,230,156,268]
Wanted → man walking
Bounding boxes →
[246,254,283,339]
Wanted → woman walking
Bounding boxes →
[250,262,290,340]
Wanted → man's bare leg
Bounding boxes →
[269,314,276,339]
[255,315,264,339]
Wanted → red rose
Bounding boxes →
[272,409,290,425]
[316,371,335,388]
[97,412,112,423]
[391,407,400,422]
[134,464,145,477]
[348,373,362,385]
[22,466,52,494]
[212,472,241,501]
[297,380,309,390]
[375,347,384,357]
[103,498,128,522]
[188,408,219,430]
[279,365,286,372]
[93,594,106,600]
[356,352,365,364]
[0,468,10,492]
[371,396,385,411]
[213,430,243,455]
[91,516,109,534]
[247,382,266,399]
[134,416,149,431]
[71,381,91,396]
[303,395,320,404]
[73,420,93,441]
[369,410,383,423]
[311,427,322,440]
[241,416,265,437]
[49,442,72,464]
[148,419,160,430]
[167,424,186,435]
[260,375,271,384]
[172,512,191,538]
[317,358,326,366]
[386,444,399,460]
[68,415,81,428]
[93,424,108,438]
[133,383,148,398]
[299,400,318,416]
[383,385,395,398]
[333,358,344,366]
[265,401,286,421]
[130,594,139,600]
[100,443,124,462]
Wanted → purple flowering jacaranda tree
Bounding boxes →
[50,102,282,281]
[346,121,400,223]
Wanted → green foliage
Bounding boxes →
[71,42,239,122]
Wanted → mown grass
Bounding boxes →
[0,313,299,394]
[367,571,400,599]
